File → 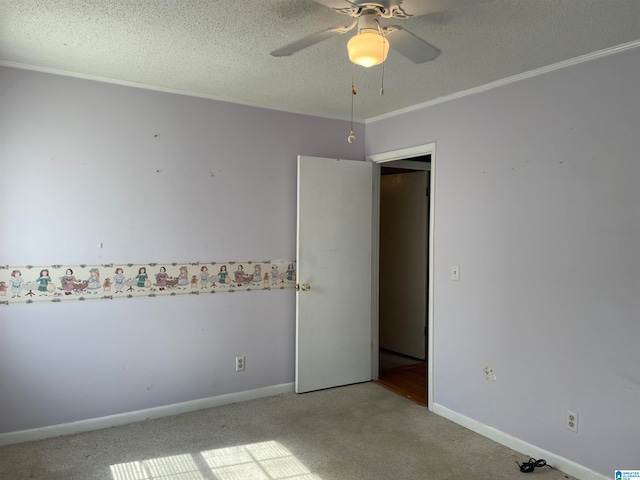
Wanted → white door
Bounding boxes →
[296,155,373,393]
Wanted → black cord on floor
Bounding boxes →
[517,458,552,473]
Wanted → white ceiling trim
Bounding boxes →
[3,38,639,125]
[0,60,339,121]
[366,39,640,124]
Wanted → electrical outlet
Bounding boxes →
[483,365,496,382]
[566,411,578,432]
[235,356,245,372]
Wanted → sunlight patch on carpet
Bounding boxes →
[111,453,203,479]
[202,441,322,479]
[110,441,322,480]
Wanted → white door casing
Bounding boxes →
[368,142,436,409]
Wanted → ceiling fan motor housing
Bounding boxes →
[357,11,381,33]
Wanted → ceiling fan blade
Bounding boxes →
[384,26,440,63]
[311,0,356,10]
[396,0,493,17]
[270,28,342,57]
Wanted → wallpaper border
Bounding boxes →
[0,259,296,306]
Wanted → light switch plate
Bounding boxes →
[451,265,460,281]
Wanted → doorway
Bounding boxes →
[368,143,436,409]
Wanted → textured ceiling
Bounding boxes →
[1,0,639,121]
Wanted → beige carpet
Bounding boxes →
[0,382,573,480]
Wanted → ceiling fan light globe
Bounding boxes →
[347,30,389,68]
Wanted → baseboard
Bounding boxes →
[0,382,295,447]
[432,403,608,480]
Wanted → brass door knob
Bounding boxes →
[296,283,311,292]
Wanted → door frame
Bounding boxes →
[367,142,436,410]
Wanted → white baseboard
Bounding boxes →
[432,403,608,480]
[0,383,295,447]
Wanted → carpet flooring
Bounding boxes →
[0,382,575,480]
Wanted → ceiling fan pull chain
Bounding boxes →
[380,28,386,95]
[348,63,356,143]
[374,18,385,95]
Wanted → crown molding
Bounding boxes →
[366,39,640,124]
[3,38,639,125]
[0,60,349,121]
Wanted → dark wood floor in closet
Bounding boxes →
[376,362,427,406]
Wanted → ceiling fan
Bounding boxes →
[271,0,490,67]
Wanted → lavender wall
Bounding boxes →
[366,46,640,476]
[2,45,639,476]
[0,67,364,433]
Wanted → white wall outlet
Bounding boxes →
[451,265,460,281]
[235,356,245,372]
[566,411,578,432]
[483,365,496,382]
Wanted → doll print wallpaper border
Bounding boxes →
[0,260,296,306]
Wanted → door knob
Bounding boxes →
[296,283,311,292]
